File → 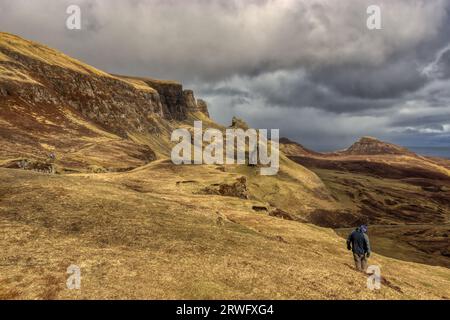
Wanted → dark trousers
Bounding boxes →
[353,253,368,271]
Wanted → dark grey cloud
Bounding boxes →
[231,69,399,113]
[310,58,427,100]
[1,0,450,149]
[391,113,450,129]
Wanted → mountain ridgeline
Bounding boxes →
[340,136,416,156]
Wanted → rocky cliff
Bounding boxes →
[0,32,209,138]
[0,32,210,171]
[115,75,210,121]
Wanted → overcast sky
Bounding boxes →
[1,0,450,150]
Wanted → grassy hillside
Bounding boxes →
[1,167,449,299]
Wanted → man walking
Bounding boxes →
[347,225,371,272]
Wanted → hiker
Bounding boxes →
[48,152,56,161]
[347,224,371,272]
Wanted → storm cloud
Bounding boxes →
[1,0,450,150]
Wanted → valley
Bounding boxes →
[283,138,450,270]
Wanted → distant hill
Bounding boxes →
[340,136,416,156]
[279,137,322,157]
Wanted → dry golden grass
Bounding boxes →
[0,51,11,62]
[0,163,449,300]
[114,74,181,86]
[112,74,179,92]
[0,64,41,84]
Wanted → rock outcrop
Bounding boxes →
[229,116,249,130]
[114,76,210,120]
[196,99,210,117]
[139,78,187,120]
[2,159,55,174]
[201,177,249,199]
[183,90,210,116]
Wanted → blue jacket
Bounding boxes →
[347,227,371,255]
